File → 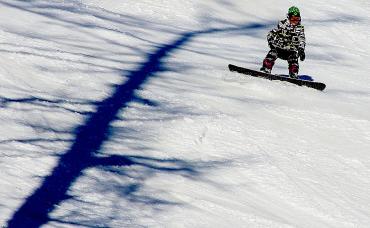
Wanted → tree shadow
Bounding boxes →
[2,1,363,227]
[1,26,234,227]
[5,26,267,228]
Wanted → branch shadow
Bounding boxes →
[5,25,266,227]
[2,1,360,227]
[0,3,364,227]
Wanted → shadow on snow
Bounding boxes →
[2,1,360,227]
[5,24,269,227]
[4,2,362,227]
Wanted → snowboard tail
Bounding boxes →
[228,64,326,91]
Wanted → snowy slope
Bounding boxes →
[1,0,370,227]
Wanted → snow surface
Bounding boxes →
[1,0,370,227]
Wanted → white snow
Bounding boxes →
[1,0,370,227]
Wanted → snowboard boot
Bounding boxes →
[261,58,274,74]
[289,64,299,79]
[260,67,271,74]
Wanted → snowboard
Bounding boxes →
[228,64,326,91]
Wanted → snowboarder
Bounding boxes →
[260,6,306,78]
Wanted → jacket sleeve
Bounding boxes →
[298,26,306,50]
[267,20,284,44]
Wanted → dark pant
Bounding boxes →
[262,48,299,75]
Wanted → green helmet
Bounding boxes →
[288,6,300,17]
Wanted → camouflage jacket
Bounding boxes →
[267,18,306,52]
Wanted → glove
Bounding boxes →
[298,48,305,61]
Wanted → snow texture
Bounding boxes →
[1,0,370,227]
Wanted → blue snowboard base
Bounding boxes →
[278,74,314,81]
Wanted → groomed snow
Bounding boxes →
[1,0,370,227]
